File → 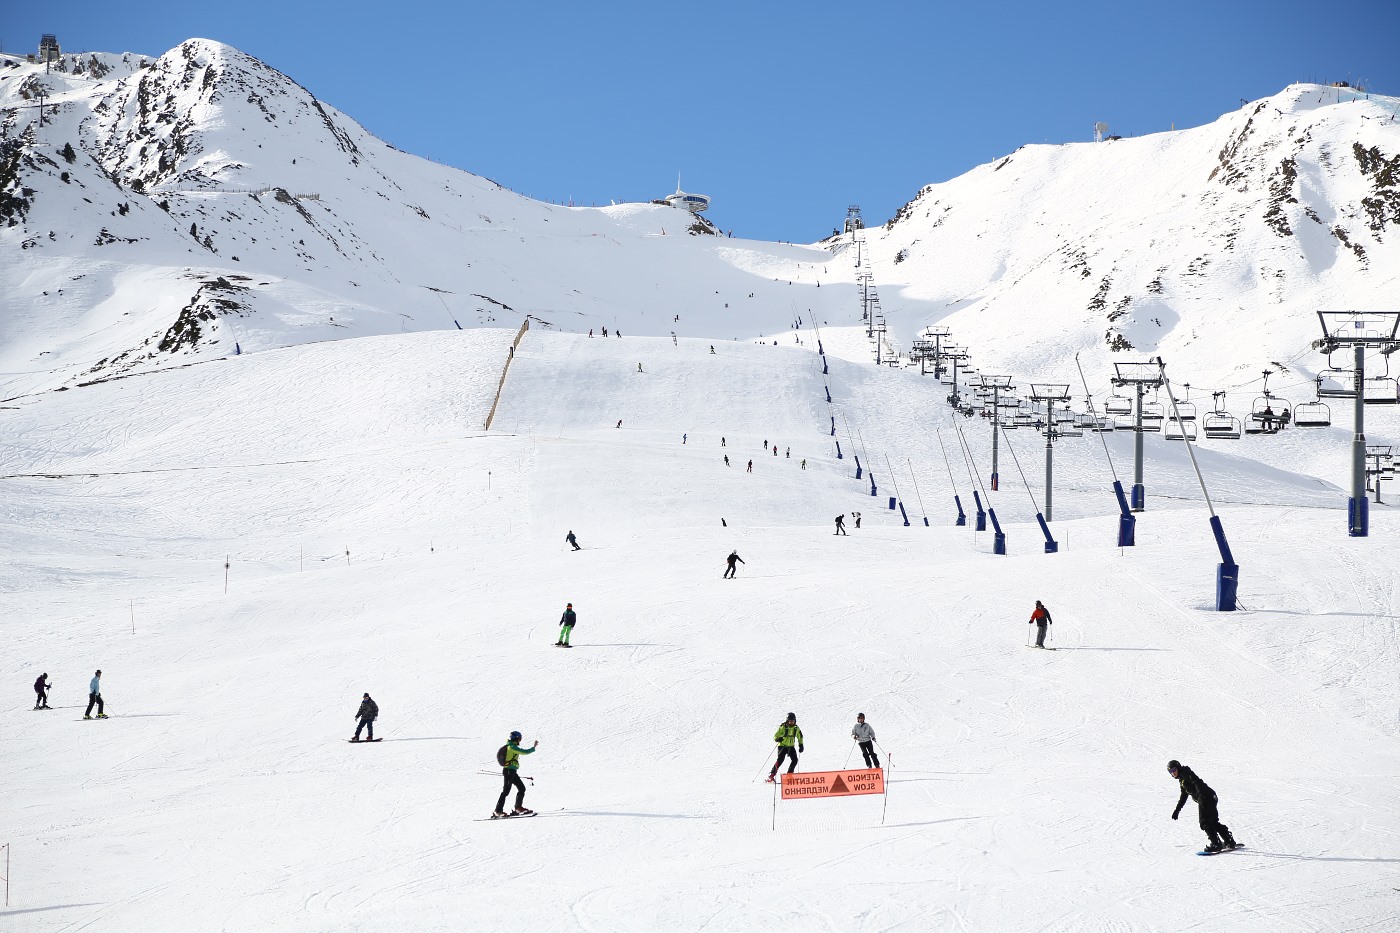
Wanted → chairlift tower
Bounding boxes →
[1112,362,1165,511]
[844,205,864,235]
[1029,384,1071,523]
[945,346,971,408]
[977,375,1014,490]
[1317,311,1400,537]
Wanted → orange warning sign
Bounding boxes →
[780,768,885,800]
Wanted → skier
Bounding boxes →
[721,437,726,447]
[767,713,804,782]
[746,460,753,473]
[566,530,581,551]
[602,326,608,336]
[352,692,379,741]
[853,511,862,529]
[710,346,716,354]
[1029,600,1052,648]
[723,550,745,579]
[34,672,51,709]
[772,445,777,456]
[682,433,687,444]
[637,363,643,373]
[616,420,622,429]
[851,713,879,768]
[493,731,538,818]
[1169,760,1238,852]
[834,514,847,535]
[556,602,576,647]
[785,447,790,458]
[84,669,106,719]
[724,455,730,467]
[801,459,806,470]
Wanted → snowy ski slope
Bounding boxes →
[5,331,1400,932]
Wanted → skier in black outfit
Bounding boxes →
[834,514,847,535]
[34,673,51,709]
[1169,760,1238,852]
[566,530,581,551]
[723,551,745,579]
[352,693,378,741]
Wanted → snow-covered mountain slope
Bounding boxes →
[6,330,1400,932]
[859,83,1400,397]
[0,40,850,398]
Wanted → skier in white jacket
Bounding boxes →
[851,713,879,768]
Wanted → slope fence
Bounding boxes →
[484,319,531,430]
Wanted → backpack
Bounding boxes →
[496,744,509,767]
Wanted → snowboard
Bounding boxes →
[1197,845,1245,856]
[1025,646,1058,651]
[347,738,383,743]
[553,643,574,648]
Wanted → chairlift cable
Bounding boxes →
[998,426,1042,513]
[1076,353,1121,484]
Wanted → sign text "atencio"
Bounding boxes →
[780,768,885,800]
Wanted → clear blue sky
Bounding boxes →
[8,1,1398,242]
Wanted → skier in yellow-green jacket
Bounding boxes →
[492,731,538,818]
[766,713,804,783]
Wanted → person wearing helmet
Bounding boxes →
[766,713,804,782]
[1168,760,1238,852]
[494,731,538,818]
[34,672,51,709]
[556,603,577,647]
[723,550,745,579]
[352,693,379,741]
[851,713,879,768]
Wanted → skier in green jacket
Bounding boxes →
[494,731,539,818]
[766,713,804,782]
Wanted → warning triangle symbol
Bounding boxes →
[830,774,850,794]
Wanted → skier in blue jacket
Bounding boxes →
[84,669,106,719]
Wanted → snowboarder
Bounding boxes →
[1169,760,1238,852]
[566,530,581,551]
[721,437,726,447]
[851,713,879,768]
[352,692,379,742]
[834,514,847,535]
[494,731,538,817]
[557,603,576,647]
[772,445,777,456]
[724,455,730,467]
[616,420,622,428]
[637,363,643,372]
[589,329,593,337]
[682,433,687,444]
[767,713,804,782]
[710,346,716,354]
[34,672,51,709]
[1029,600,1052,648]
[724,551,745,579]
[84,670,106,719]
[801,459,806,470]
[853,511,862,529]
[602,326,608,336]
[763,439,768,450]
[785,447,790,458]
[746,460,753,473]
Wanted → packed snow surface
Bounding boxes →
[5,331,1400,932]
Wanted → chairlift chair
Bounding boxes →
[1091,416,1116,433]
[1172,401,1197,421]
[1138,400,1164,432]
[1202,412,1242,439]
[1292,399,1331,428]
[1165,418,1198,441]
[1362,376,1400,405]
[1104,393,1132,416]
[1316,368,1357,398]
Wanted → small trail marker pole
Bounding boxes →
[881,756,892,825]
[488,470,492,491]
[130,600,135,636]
[224,556,230,594]
[345,548,351,568]
[771,779,778,832]
[300,545,304,573]
[2,841,9,906]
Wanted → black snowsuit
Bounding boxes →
[1173,764,1235,849]
[835,515,847,535]
[355,696,379,740]
[34,674,49,708]
[724,552,744,578]
[566,532,580,551]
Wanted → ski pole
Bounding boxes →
[753,748,776,782]
[844,742,856,769]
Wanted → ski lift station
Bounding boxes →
[663,175,710,213]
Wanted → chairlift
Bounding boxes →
[1202,391,1241,439]
[1165,418,1198,441]
[1316,367,1356,398]
[1091,416,1116,433]
[1104,393,1132,416]
[1362,376,1399,405]
[1171,401,1197,421]
[1247,370,1290,434]
[1292,399,1331,428]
